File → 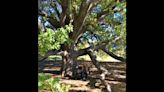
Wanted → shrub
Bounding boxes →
[38,73,70,92]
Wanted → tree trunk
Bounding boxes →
[72,58,78,78]
[61,56,67,77]
[60,50,77,79]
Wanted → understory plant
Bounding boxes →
[38,73,70,92]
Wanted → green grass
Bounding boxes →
[77,55,120,62]
[48,55,62,60]
[46,54,120,62]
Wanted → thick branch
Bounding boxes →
[75,46,91,57]
[88,50,112,92]
[39,50,66,62]
[38,10,54,19]
[97,1,115,21]
[76,39,109,57]
[101,46,126,62]
[38,9,61,28]
[97,38,126,62]
[60,0,69,26]
[38,21,46,32]
[47,18,61,29]
[88,50,108,73]
[71,1,90,39]
[76,37,126,62]
[97,9,109,21]
[89,1,99,13]
[71,0,99,42]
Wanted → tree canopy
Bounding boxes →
[38,0,126,61]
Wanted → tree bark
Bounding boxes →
[59,48,78,78]
[100,45,126,62]
[76,40,126,62]
[61,56,67,77]
[88,49,112,92]
[60,0,69,26]
[63,54,78,78]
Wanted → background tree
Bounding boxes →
[38,0,126,91]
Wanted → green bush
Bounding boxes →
[38,73,70,92]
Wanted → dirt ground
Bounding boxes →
[38,60,126,92]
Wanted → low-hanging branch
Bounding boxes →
[100,38,126,62]
[76,38,126,62]
[100,46,126,62]
[39,49,66,62]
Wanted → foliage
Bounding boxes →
[38,73,70,92]
[38,0,126,58]
[38,23,73,56]
[73,0,126,58]
[38,73,51,90]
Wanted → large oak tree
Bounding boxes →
[38,0,126,91]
